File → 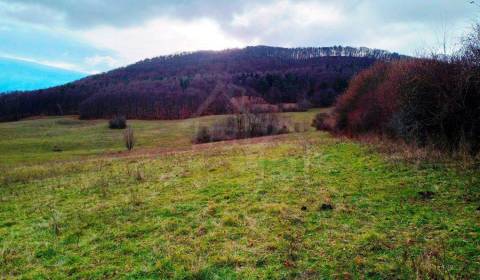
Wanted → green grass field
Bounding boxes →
[0,110,320,167]
[0,110,479,279]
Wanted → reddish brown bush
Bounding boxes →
[334,61,398,134]
[332,57,480,155]
[311,113,332,131]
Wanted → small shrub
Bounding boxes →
[134,165,145,181]
[129,186,142,206]
[278,125,289,134]
[124,127,135,151]
[52,145,63,152]
[222,215,240,227]
[195,126,211,144]
[97,177,109,198]
[294,122,302,133]
[49,209,61,237]
[311,113,331,131]
[320,204,333,211]
[109,115,127,129]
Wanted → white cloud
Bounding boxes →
[0,53,83,72]
[85,55,119,68]
[0,0,477,72]
[227,0,475,54]
[232,0,343,28]
[0,1,63,27]
[78,17,247,65]
[229,0,345,46]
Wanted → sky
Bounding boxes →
[0,0,478,74]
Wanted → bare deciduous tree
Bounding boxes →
[124,127,135,151]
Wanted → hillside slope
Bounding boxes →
[0,46,404,121]
[0,57,85,93]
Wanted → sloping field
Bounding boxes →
[0,110,321,167]
[0,111,479,279]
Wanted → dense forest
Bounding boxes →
[0,46,404,121]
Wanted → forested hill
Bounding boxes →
[0,46,404,121]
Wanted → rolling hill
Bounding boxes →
[0,57,85,93]
[0,46,404,121]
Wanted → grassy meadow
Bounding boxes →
[0,109,479,279]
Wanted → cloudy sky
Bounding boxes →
[0,0,478,73]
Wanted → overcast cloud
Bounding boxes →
[0,0,478,73]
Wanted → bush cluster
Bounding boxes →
[109,115,127,129]
[195,113,289,143]
[311,113,331,131]
[332,57,480,155]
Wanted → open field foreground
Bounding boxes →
[0,110,479,279]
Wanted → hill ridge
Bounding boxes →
[0,45,404,122]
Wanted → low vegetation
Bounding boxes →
[194,112,289,143]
